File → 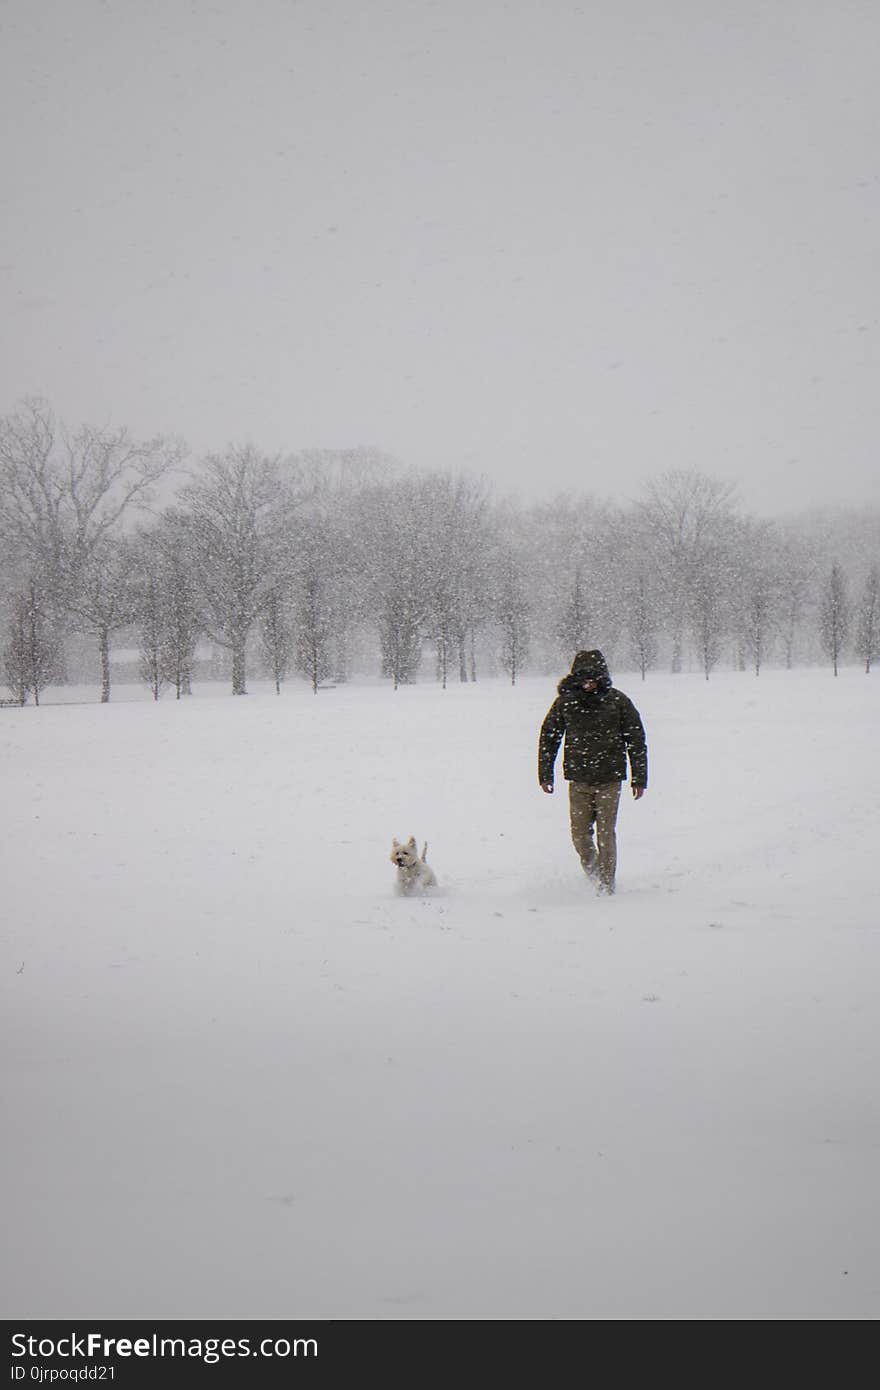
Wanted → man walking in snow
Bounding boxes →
[538,649,647,895]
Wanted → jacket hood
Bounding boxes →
[570,649,610,681]
[557,649,612,696]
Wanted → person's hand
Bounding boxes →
[541,782,554,794]
[632,785,645,800]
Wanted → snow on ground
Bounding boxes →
[2,667,879,1320]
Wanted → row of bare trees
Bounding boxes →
[521,474,880,681]
[1,397,879,702]
[0,402,519,700]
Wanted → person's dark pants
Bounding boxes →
[568,781,622,892]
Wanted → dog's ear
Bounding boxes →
[391,838,400,848]
[406,836,417,849]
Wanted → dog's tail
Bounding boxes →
[421,841,428,862]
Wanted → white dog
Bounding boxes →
[390,836,438,895]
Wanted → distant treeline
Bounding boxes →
[1,397,878,704]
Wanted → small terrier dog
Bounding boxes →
[390,836,438,895]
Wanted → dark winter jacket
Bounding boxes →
[538,650,648,789]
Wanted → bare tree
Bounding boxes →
[689,543,729,680]
[69,540,140,702]
[137,566,167,701]
[819,562,851,677]
[0,397,185,615]
[2,604,31,705]
[261,586,294,693]
[855,564,880,674]
[419,474,492,688]
[158,519,201,698]
[2,580,60,705]
[130,514,203,699]
[290,505,353,693]
[775,535,813,670]
[452,482,497,683]
[379,599,424,689]
[294,569,333,693]
[627,571,658,680]
[636,470,738,672]
[494,551,531,686]
[182,448,303,695]
[517,492,623,672]
[555,566,592,656]
[286,450,380,685]
[732,519,780,676]
[357,477,434,689]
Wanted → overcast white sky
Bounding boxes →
[1,0,878,515]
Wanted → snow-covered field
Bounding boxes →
[2,667,879,1320]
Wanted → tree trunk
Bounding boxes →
[100,628,111,703]
[671,624,683,673]
[28,610,39,705]
[232,639,247,695]
[458,635,468,682]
